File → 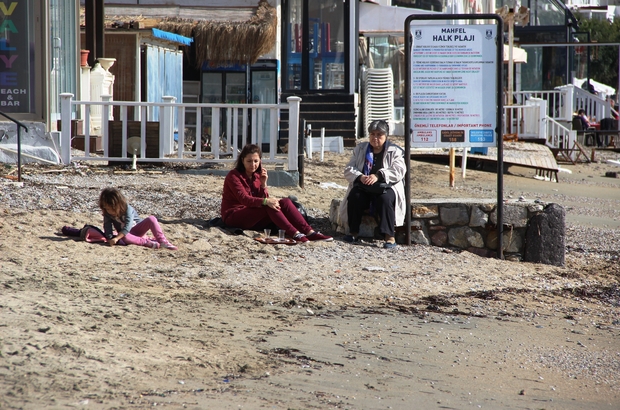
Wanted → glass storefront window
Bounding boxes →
[529,0,566,26]
[368,36,404,106]
[284,0,347,91]
[392,0,573,28]
[285,0,302,90]
[520,46,543,91]
[50,0,78,123]
[308,1,345,90]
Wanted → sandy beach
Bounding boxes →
[1,142,619,409]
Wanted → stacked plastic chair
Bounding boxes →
[363,67,394,138]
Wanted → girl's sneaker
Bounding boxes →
[146,240,160,249]
[160,240,178,250]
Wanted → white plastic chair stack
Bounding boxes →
[363,68,394,138]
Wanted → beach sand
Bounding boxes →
[1,143,619,409]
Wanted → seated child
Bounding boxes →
[98,187,177,250]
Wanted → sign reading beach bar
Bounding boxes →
[409,23,498,148]
[0,0,31,112]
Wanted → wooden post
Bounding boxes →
[449,147,455,187]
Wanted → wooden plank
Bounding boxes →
[412,142,561,175]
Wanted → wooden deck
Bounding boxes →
[411,142,561,182]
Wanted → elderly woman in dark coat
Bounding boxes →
[338,120,406,248]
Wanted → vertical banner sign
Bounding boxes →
[0,1,30,112]
[410,23,497,148]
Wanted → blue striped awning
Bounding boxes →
[151,28,193,46]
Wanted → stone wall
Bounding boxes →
[329,198,565,266]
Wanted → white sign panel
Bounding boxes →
[409,24,498,148]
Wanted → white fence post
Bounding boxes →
[59,93,74,165]
[140,106,147,159]
[563,86,574,121]
[320,127,325,162]
[101,95,111,157]
[306,124,312,160]
[287,96,301,172]
[269,107,278,159]
[537,99,547,140]
[232,107,239,161]
[162,96,176,156]
[177,106,185,159]
[251,107,258,144]
[226,108,232,156]
[212,108,220,159]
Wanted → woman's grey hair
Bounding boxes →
[368,120,389,136]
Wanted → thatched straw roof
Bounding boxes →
[157,0,277,67]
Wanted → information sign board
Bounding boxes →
[408,22,499,148]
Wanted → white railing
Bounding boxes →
[503,98,547,139]
[513,90,567,120]
[556,85,613,123]
[502,93,587,161]
[514,85,615,125]
[546,116,580,161]
[59,94,302,171]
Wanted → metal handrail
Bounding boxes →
[0,111,28,182]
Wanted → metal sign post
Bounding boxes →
[404,14,504,258]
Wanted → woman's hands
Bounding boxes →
[265,197,281,211]
[260,167,268,188]
[359,174,379,185]
[260,168,279,209]
[258,167,279,210]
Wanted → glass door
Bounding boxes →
[50,0,78,124]
[224,72,246,145]
[200,72,223,148]
[225,72,246,104]
[201,72,223,103]
[252,71,276,104]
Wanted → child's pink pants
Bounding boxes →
[121,216,168,246]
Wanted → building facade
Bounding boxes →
[4,0,608,143]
